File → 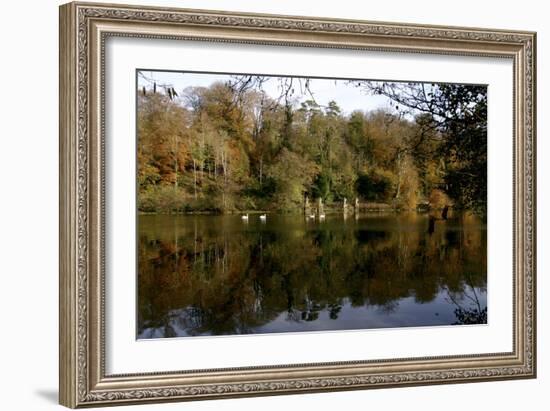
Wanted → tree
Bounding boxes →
[352,81,487,214]
[137,92,190,188]
[266,148,319,211]
[137,74,487,215]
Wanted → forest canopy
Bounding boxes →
[137,72,487,216]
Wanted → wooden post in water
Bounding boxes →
[304,195,310,216]
[318,198,324,218]
[343,197,349,218]
[343,198,349,221]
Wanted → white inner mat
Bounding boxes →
[105,37,514,375]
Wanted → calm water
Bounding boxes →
[137,213,487,339]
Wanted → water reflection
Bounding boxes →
[137,213,487,339]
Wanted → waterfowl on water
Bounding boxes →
[260,214,267,221]
[241,214,249,220]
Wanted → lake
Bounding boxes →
[137,212,487,339]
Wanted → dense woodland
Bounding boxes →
[137,76,487,215]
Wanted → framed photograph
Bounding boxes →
[59,1,537,408]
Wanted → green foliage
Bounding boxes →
[356,170,393,202]
[138,186,187,213]
[311,171,332,202]
[266,149,319,211]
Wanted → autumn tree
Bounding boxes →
[137,75,487,215]
[353,81,487,214]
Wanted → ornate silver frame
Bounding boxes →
[59,2,536,408]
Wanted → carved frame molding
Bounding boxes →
[59,2,536,407]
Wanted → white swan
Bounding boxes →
[319,213,326,220]
[241,214,249,221]
[260,214,267,221]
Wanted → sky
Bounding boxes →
[137,70,396,116]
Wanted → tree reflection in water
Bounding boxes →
[137,213,487,339]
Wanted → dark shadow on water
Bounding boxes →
[35,389,58,404]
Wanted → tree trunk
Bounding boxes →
[221,149,227,209]
[174,136,178,189]
[259,156,263,185]
[214,153,217,180]
[395,150,403,201]
[193,158,197,199]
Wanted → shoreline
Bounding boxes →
[137,207,468,216]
